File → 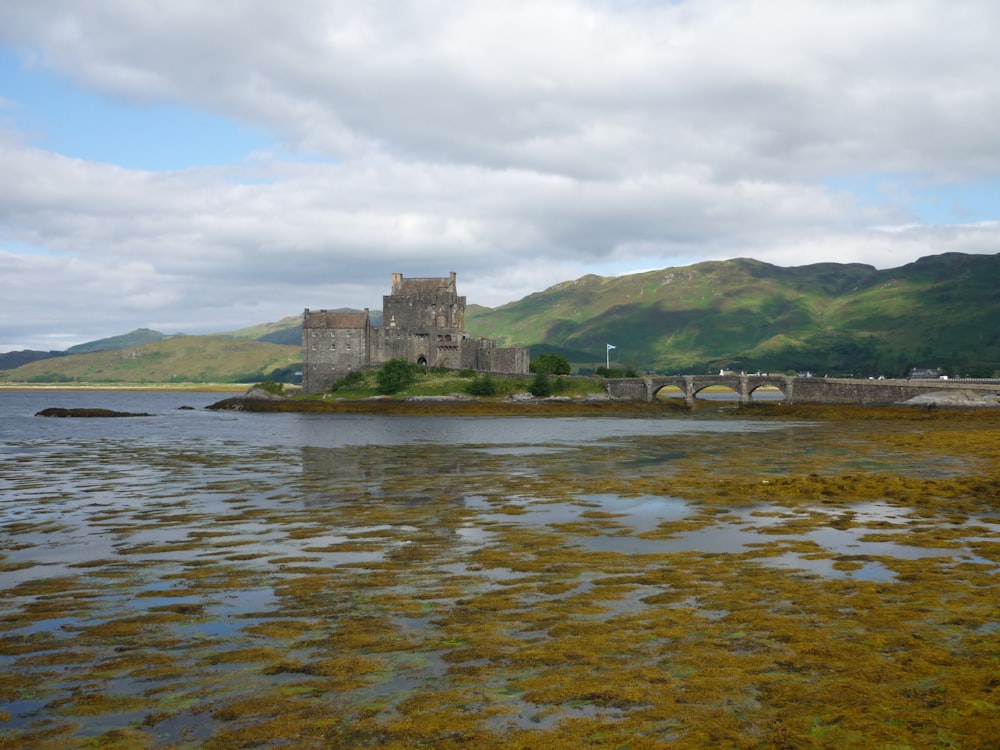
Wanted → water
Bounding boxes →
[1,389,991,580]
[1,389,996,746]
[0,389,781,449]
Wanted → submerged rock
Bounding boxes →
[36,407,152,418]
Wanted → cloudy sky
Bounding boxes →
[2,0,999,352]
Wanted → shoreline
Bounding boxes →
[0,383,250,393]
[207,395,1000,421]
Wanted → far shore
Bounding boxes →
[0,383,251,392]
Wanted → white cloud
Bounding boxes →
[0,0,999,351]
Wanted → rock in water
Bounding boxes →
[36,407,152,418]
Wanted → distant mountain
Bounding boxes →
[0,336,300,384]
[3,253,996,383]
[65,328,170,354]
[465,252,1000,377]
[0,328,171,372]
[222,310,381,347]
[223,316,302,343]
[0,349,65,370]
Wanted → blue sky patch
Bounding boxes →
[0,47,274,171]
[824,173,999,226]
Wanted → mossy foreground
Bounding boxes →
[1,406,998,748]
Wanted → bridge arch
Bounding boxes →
[692,382,741,402]
[607,374,998,406]
[653,383,686,401]
[748,383,787,402]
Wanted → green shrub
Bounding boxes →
[528,371,553,397]
[255,380,285,395]
[329,370,366,392]
[377,359,421,394]
[466,374,498,396]
[530,353,571,375]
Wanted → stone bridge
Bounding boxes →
[604,374,1000,407]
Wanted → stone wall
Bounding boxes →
[604,374,1000,406]
[302,310,370,393]
[382,272,466,334]
[460,339,531,374]
[302,272,529,393]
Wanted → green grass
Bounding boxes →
[321,368,605,400]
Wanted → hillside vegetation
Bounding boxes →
[466,252,1000,377]
[2,252,996,383]
[64,328,170,354]
[0,336,300,384]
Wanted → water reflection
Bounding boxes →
[2,401,998,747]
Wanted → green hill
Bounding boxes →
[4,252,997,384]
[223,316,302,343]
[65,328,170,354]
[465,252,1000,377]
[0,336,301,384]
[223,310,381,346]
[0,350,65,370]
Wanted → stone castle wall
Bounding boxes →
[302,272,528,393]
[302,310,371,393]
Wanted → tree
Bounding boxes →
[377,358,420,394]
[530,353,571,375]
[466,374,498,396]
[528,370,553,397]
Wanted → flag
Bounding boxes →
[607,344,616,350]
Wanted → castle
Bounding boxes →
[302,272,530,393]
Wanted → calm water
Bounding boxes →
[0,390,989,579]
[0,389,777,449]
[1,390,996,745]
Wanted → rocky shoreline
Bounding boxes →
[203,383,1000,416]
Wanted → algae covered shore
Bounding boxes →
[1,404,998,748]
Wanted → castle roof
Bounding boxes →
[392,276,454,296]
[303,310,369,329]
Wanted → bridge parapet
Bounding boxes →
[605,375,998,406]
